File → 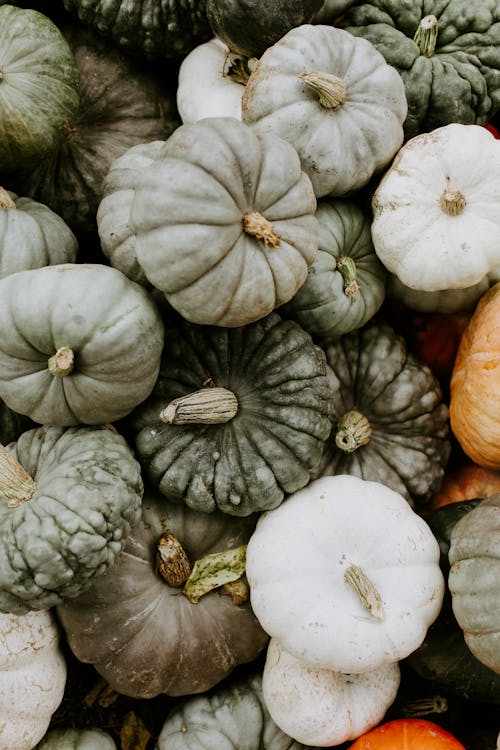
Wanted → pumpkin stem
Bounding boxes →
[243,211,281,248]
[48,346,75,377]
[440,186,466,216]
[0,187,16,209]
[337,256,359,298]
[156,532,193,587]
[344,563,384,621]
[335,409,372,452]
[183,545,247,604]
[223,576,249,605]
[413,15,438,58]
[224,53,257,85]
[299,71,346,109]
[160,386,238,425]
[401,695,448,717]
[0,443,36,508]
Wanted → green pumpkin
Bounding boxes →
[36,728,116,749]
[342,1,500,139]
[0,5,80,173]
[315,321,451,505]
[281,199,387,338]
[0,425,143,614]
[127,312,334,516]
[0,263,164,426]
[0,400,34,445]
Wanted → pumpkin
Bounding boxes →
[312,0,355,23]
[371,124,500,292]
[450,283,500,468]
[387,274,490,314]
[315,321,451,506]
[348,718,466,749]
[57,485,268,699]
[0,263,164,426]
[246,474,445,674]
[448,495,500,673]
[241,24,407,198]
[281,198,387,339]
[127,312,334,516]
[128,117,318,327]
[427,458,500,513]
[342,1,500,140]
[0,400,34,446]
[0,5,80,173]
[36,728,116,749]
[262,638,400,747]
[0,609,67,750]
[0,187,77,278]
[0,424,143,613]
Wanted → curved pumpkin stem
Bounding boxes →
[299,70,346,109]
[0,443,36,508]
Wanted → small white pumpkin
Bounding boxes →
[246,474,444,674]
[262,638,400,747]
[0,610,67,750]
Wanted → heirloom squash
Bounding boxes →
[348,718,465,749]
[36,728,116,749]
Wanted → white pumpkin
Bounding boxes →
[387,274,491,314]
[246,474,444,674]
[262,639,400,747]
[0,610,67,750]
[371,124,500,292]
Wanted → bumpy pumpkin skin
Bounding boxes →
[0,425,143,614]
[0,263,164,426]
[316,321,451,505]
[36,728,116,749]
[57,487,269,699]
[0,6,80,173]
[128,312,334,516]
[343,0,500,140]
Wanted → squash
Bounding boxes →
[0,263,164,426]
[281,198,387,339]
[36,728,116,749]
[312,0,355,23]
[0,5,79,173]
[0,424,143,613]
[348,718,466,749]
[262,638,400,747]
[246,474,444,674]
[0,610,66,750]
[427,458,500,513]
[448,495,500,673]
[387,274,490,314]
[371,124,500,292]
[241,24,407,198]
[129,117,318,327]
[0,400,34,446]
[128,312,334,516]
[342,1,500,140]
[450,282,500,468]
[57,486,268,699]
[0,188,77,278]
[315,321,451,506]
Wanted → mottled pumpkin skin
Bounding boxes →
[57,488,269,699]
[128,312,334,516]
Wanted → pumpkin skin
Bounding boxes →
[241,24,407,198]
[128,312,334,516]
[343,0,500,140]
[57,487,269,699]
[387,274,490,314]
[0,610,67,750]
[0,5,80,173]
[0,400,34,446]
[36,728,116,749]
[246,474,444,674]
[315,321,451,505]
[0,263,164,426]
[426,458,500,513]
[348,718,466,749]
[281,199,387,339]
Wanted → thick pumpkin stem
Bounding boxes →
[299,70,346,109]
[183,545,247,604]
[48,346,75,377]
[243,211,281,248]
[157,533,192,587]
[0,443,36,508]
[344,563,384,621]
[337,256,359,298]
[224,53,257,85]
[335,409,372,452]
[0,187,16,209]
[413,15,438,58]
[160,386,238,425]
[401,695,448,718]
[440,186,466,216]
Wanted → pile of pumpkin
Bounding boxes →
[1,0,500,748]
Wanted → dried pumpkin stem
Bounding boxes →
[344,563,384,621]
[337,256,359,298]
[243,211,281,248]
[299,70,346,109]
[0,443,36,508]
[413,15,438,58]
[0,187,16,209]
[335,409,372,452]
[156,532,192,587]
[440,187,466,216]
[183,544,247,604]
[224,53,257,85]
[401,695,448,717]
[160,386,238,425]
[48,346,74,377]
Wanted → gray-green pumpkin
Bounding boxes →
[36,728,116,749]
[127,312,334,516]
[0,263,164,426]
[0,425,143,614]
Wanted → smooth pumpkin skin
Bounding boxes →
[0,5,80,172]
[348,718,465,749]
[128,312,334,516]
[450,283,500,468]
[35,728,116,749]
[57,487,269,699]
[426,458,500,512]
[0,263,164,426]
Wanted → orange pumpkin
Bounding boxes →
[426,456,500,513]
[349,718,465,749]
[450,283,500,468]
